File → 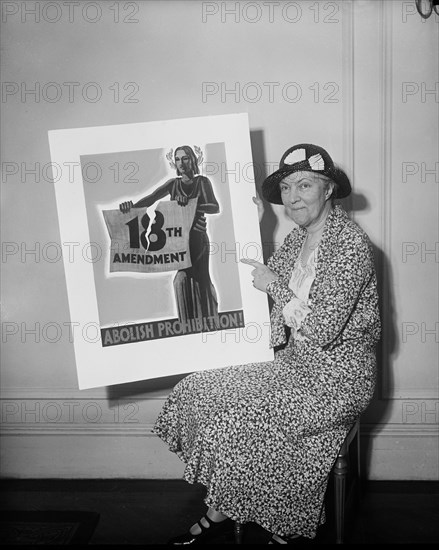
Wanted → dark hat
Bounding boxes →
[261,143,352,204]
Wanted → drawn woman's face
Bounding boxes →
[175,149,193,178]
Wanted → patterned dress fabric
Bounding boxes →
[153,204,381,539]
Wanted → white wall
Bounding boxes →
[1,0,438,480]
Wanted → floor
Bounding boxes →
[1,479,438,545]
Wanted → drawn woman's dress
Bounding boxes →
[135,173,220,329]
[168,175,220,328]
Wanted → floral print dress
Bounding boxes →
[153,205,381,539]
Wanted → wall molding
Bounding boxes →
[383,389,439,400]
[378,0,395,400]
[361,423,438,438]
[0,388,169,400]
[1,418,436,439]
[0,424,156,437]
[2,387,437,401]
[342,0,355,218]
[0,389,165,437]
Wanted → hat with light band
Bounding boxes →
[261,143,352,204]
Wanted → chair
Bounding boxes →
[332,418,361,543]
[233,419,361,544]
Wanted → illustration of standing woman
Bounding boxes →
[119,145,220,329]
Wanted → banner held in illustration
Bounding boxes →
[103,198,197,273]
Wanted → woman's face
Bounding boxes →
[280,171,333,228]
[175,149,193,178]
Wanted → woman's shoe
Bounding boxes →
[268,533,303,544]
[167,515,234,545]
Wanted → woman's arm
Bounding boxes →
[241,233,297,306]
[299,230,375,347]
[196,177,220,214]
[133,180,173,208]
[264,231,299,307]
[266,278,295,308]
[119,180,173,212]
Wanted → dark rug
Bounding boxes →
[0,511,100,545]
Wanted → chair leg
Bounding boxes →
[234,521,243,544]
[353,423,361,480]
[333,448,348,544]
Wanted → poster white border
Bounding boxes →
[49,112,273,389]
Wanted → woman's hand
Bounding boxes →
[240,258,278,292]
[119,201,134,213]
[175,194,188,206]
[193,212,207,232]
[253,192,264,223]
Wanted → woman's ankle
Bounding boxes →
[189,508,228,535]
[206,508,228,523]
[269,533,301,544]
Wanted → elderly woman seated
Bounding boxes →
[153,143,381,545]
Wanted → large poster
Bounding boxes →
[49,113,273,389]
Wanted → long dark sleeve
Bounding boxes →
[133,179,173,208]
